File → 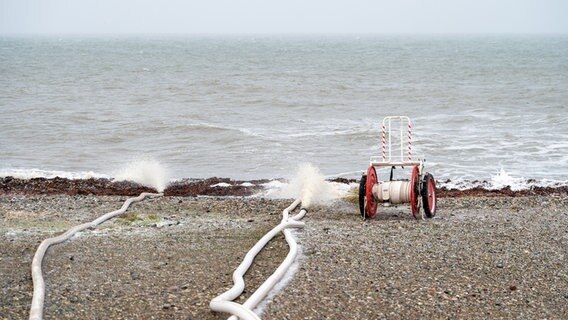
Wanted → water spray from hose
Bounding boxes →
[279,163,342,207]
[113,159,169,192]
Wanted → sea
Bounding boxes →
[1,34,567,190]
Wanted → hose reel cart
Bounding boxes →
[359,116,437,220]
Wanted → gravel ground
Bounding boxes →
[268,196,568,319]
[1,195,567,319]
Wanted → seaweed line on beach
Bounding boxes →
[1,176,567,198]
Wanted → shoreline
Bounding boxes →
[1,176,567,198]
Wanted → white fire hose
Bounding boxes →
[29,192,163,320]
[29,180,315,319]
[210,198,307,320]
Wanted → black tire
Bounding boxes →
[358,175,366,218]
[421,173,437,218]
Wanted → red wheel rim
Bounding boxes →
[427,178,436,213]
[410,166,420,219]
[365,166,378,218]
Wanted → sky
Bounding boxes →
[1,0,567,34]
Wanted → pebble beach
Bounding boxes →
[2,24,568,320]
[1,185,567,319]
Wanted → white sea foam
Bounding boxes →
[211,182,231,187]
[112,159,169,192]
[0,168,109,180]
[438,168,568,191]
[260,180,287,197]
[489,168,527,191]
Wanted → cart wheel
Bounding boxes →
[358,174,366,218]
[409,165,420,219]
[364,166,378,219]
[421,173,437,218]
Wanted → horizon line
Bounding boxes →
[2,31,568,37]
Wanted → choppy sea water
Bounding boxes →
[1,35,567,190]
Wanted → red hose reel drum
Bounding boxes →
[359,165,437,220]
[364,165,378,219]
[410,165,420,219]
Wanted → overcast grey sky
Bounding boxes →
[1,0,567,34]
